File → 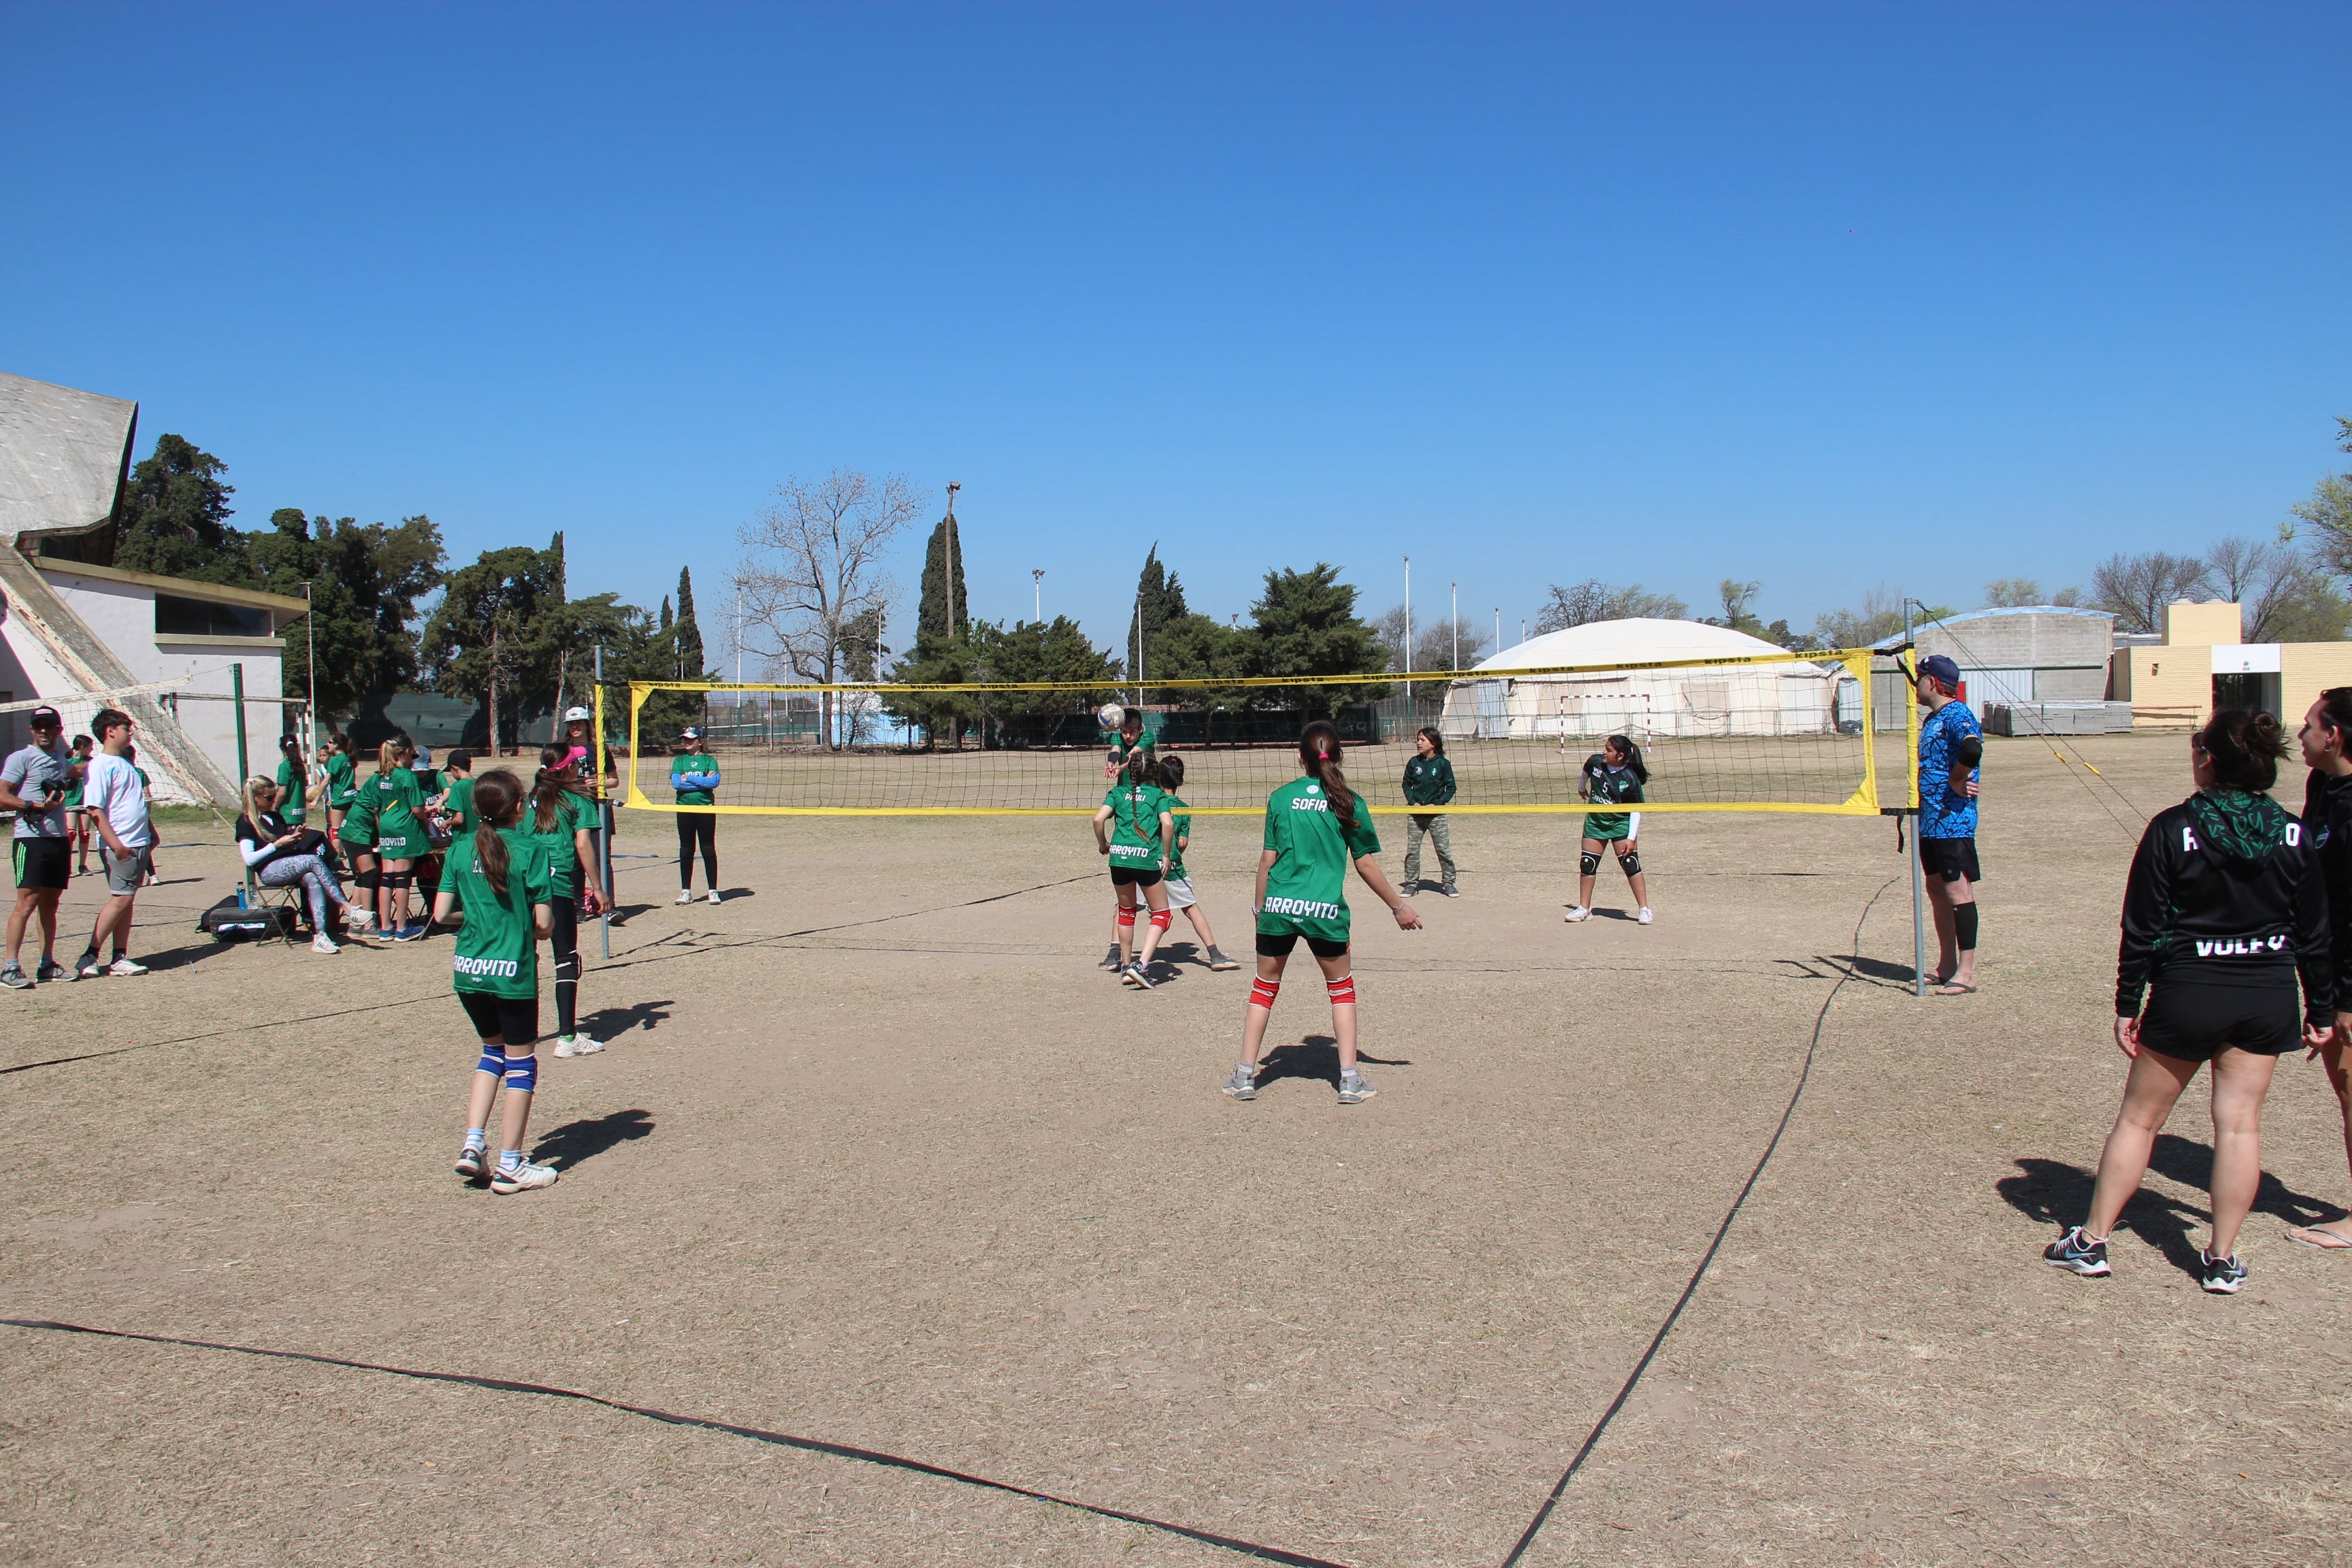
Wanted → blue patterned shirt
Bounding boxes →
[1918,701,1981,839]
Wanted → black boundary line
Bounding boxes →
[0,1318,1351,1568]
[0,874,1095,1077]
[1494,875,1899,1568]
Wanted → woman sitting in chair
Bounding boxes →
[236,777,368,953]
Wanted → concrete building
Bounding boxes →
[2109,600,2352,730]
[0,370,307,802]
[1912,606,2132,734]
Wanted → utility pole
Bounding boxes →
[1450,581,1458,673]
[300,581,317,751]
[1134,595,1144,710]
[1403,555,1412,704]
[944,481,961,642]
[1494,608,1502,657]
[1032,568,1043,623]
[595,643,612,960]
[1905,598,1925,999]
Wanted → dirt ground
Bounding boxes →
[3,732,2349,1567]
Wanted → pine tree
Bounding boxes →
[660,596,673,632]
[917,510,968,644]
[675,566,705,682]
[1127,545,1188,678]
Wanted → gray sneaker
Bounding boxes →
[1220,1064,1259,1100]
[1122,960,1154,990]
[33,958,66,983]
[1337,1070,1376,1105]
[0,963,29,992]
[1440,883,1460,898]
[1206,947,1241,971]
[1101,943,1124,970]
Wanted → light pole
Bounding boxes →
[1403,555,1412,704]
[1032,568,1043,623]
[942,482,962,642]
[1494,608,1502,656]
[1450,581,1458,673]
[300,580,316,750]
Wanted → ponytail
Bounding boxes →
[1606,734,1648,784]
[1298,721,1357,835]
[2198,708,2289,794]
[531,745,584,834]
[470,768,525,897]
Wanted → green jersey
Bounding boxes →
[325,752,357,808]
[276,757,308,821]
[448,827,551,1001]
[1258,775,1381,944]
[1103,782,1170,872]
[525,787,595,896]
[671,751,719,807]
[339,786,379,849]
[1580,756,1644,842]
[65,757,87,810]
[1165,794,1192,881]
[369,768,427,856]
[441,775,475,841]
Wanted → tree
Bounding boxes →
[916,504,970,644]
[967,617,1123,743]
[1533,579,1688,633]
[1983,577,2040,608]
[1814,584,1948,649]
[249,508,447,717]
[1371,605,1490,674]
[1240,564,1388,717]
[112,434,244,585]
[419,538,568,753]
[1708,579,1766,638]
[2291,418,2352,583]
[734,469,921,749]
[1128,546,1188,679]
[2204,534,2348,643]
[2089,552,2213,636]
[674,566,706,685]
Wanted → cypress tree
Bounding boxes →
[675,566,706,681]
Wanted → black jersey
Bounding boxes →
[2301,768,2352,1004]
[2117,789,2332,1024]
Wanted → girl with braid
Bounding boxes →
[527,748,608,1057]
[1092,748,1175,988]
[1223,721,1421,1106]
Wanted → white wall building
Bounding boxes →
[1441,618,1850,741]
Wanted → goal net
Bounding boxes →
[606,646,1897,817]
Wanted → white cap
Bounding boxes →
[564,706,590,723]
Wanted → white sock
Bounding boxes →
[463,1129,487,1150]
[498,1148,522,1171]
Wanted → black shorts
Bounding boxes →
[458,990,540,1049]
[1110,866,1162,887]
[12,838,67,892]
[1256,930,1350,960]
[2137,976,2302,1062]
[1920,836,1981,884]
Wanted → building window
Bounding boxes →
[156,595,270,638]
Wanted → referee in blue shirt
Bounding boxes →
[1916,655,1984,994]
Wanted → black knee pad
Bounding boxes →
[355,868,380,893]
[1617,848,1642,877]
[382,871,414,890]
[1579,851,1601,877]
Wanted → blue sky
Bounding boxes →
[4,3,2346,665]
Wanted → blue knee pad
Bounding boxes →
[503,1052,538,1093]
[475,1045,507,1076]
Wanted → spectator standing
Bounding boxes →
[66,734,93,876]
[1916,654,1985,994]
[672,727,721,904]
[1400,725,1458,897]
[276,734,311,826]
[0,706,77,989]
[78,708,154,977]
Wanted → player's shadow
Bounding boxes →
[1996,1140,2345,1277]
[1256,1035,1412,1090]
[2146,1133,2345,1228]
[576,998,672,1038]
[532,1108,654,1171]
[1592,906,1639,921]
[1830,953,1920,987]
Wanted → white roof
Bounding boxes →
[0,370,138,542]
[1474,618,1789,672]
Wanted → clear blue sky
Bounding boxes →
[5,3,2346,664]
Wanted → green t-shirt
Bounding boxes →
[441,775,475,842]
[1257,775,1382,944]
[525,788,595,896]
[368,768,427,856]
[276,757,308,821]
[325,753,357,807]
[1580,757,1644,842]
[1165,794,1192,881]
[339,786,379,849]
[65,757,87,810]
[448,827,551,1000]
[671,751,719,807]
[1103,782,1170,872]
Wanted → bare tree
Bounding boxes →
[1982,577,2042,608]
[1533,578,1688,634]
[2089,551,2212,636]
[734,470,922,749]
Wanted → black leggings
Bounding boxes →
[549,893,580,1037]
[677,813,717,890]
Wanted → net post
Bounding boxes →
[595,646,611,962]
[1900,645,1925,999]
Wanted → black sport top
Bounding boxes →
[2302,768,2352,1006]
[2116,789,2331,1024]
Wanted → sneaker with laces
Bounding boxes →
[1402,884,1419,898]
[1563,905,1590,923]
[490,1158,559,1194]
[346,909,376,933]
[553,1033,604,1058]
[1637,906,1654,925]
[675,889,693,905]
[1206,947,1241,971]
[34,958,67,983]
[1441,883,1460,898]
[1337,1069,1376,1104]
[2042,1226,2111,1276]
[706,889,722,905]
[310,933,341,955]
[106,956,148,977]
[1220,1064,1259,1100]
[2199,1250,2247,1294]
[1122,960,1154,990]
[454,1144,488,1181]
[73,955,101,980]
[0,964,29,992]
[1101,943,1124,970]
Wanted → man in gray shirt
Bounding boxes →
[0,706,78,988]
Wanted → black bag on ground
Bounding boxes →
[198,892,295,940]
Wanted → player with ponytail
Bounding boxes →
[1222,721,1420,1105]
[1092,745,1176,987]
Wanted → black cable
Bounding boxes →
[0,1318,1352,1568]
[1495,875,1897,1568]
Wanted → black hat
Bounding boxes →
[27,706,61,729]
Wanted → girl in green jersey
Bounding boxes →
[323,734,359,853]
[1153,755,1240,970]
[1092,751,1175,987]
[276,734,311,826]
[370,738,430,938]
[529,747,609,1056]
[434,768,560,1194]
[338,779,382,926]
[1565,734,1651,926]
[1224,721,1421,1105]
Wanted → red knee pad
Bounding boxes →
[1248,978,1280,1009]
[1326,975,1358,1006]
[1149,909,1172,930]
[1115,906,1137,928]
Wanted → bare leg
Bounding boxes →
[1925,877,1959,983]
[1315,948,1356,1072]
[7,889,37,965]
[1135,880,1171,968]
[1577,837,1600,909]
[1183,903,1220,949]
[2298,1037,2352,1244]
[2083,1047,2198,1241]
[466,1050,503,1135]
[2206,1047,2278,1259]
[87,894,133,964]
[1240,950,1287,1066]
[1116,889,1138,967]
[500,1045,537,1154]
[1944,872,1978,991]
[1619,845,1648,909]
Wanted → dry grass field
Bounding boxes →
[4,730,2349,1567]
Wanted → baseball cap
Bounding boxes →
[27,706,61,729]
[1917,655,1962,687]
[564,706,591,723]
[681,725,703,740]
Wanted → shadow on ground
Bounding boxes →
[533,1108,655,1171]
[1997,1136,2345,1277]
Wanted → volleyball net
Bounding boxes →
[606,646,1906,817]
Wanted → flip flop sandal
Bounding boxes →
[2285,1226,2352,1250]
[1934,982,1978,996]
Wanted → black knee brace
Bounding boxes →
[1617,847,1642,877]
[1579,851,1601,877]
[382,871,414,890]
[1954,902,1978,951]
[355,868,380,894]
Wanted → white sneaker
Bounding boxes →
[1637,906,1654,925]
[106,957,149,976]
[311,933,341,954]
[553,1033,604,1058]
[346,909,376,932]
[706,889,721,905]
[1563,906,1590,923]
[675,889,693,904]
[489,1158,559,1194]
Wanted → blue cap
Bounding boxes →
[1918,654,1962,687]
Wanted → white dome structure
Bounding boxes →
[1441,618,1851,741]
